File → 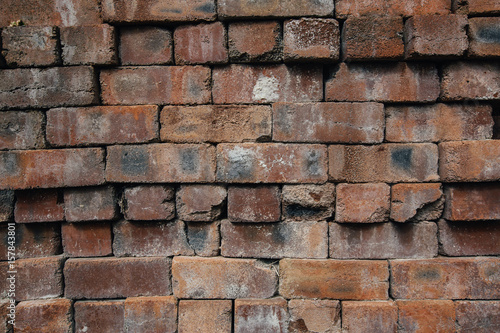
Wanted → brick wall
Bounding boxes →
[1,0,500,332]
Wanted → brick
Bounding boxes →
[100,66,211,105]
[0,67,97,109]
[113,220,194,257]
[221,220,328,258]
[177,185,226,222]
[0,191,14,221]
[336,183,390,223]
[172,256,277,299]
[106,144,215,183]
[326,62,439,102]
[64,186,117,222]
[235,298,288,333]
[329,144,439,183]
[390,257,500,299]
[161,105,271,143]
[405,15,468,58]
[16,299,72,333]
[120,27,173,65]
[228,186,281,222]
[342,16,403,61]
[469,17,500,57]
[439,140,500,182]
[174,22,227,65]
[14,189,64,223]
[329,222,438,259]
[228,21,282,63]
[62,222,112,257]
[124,296,177,333]
[444,183,500,221]
[218,0,334,18]
[12,256,63,301]
[186,222,220,256]
[1,26,59,67]
[441,62,500,100]
[102,0,216,23]
[65,257,171,299]
[456,301,500,332]
[335,0,451,18]
[0,111,45,150]
[397,300,456,333]
[342,301,398,333]
[467,0,500,14]
[213,64,322,104]
[61,25,116,65]
[0,300,10,332]
[284,18,340,61]
[279,259,389,300]
[217,143,328,183]
[273,102,384,143]
[74,300,124,333]
[391,183,444,222]
[386,104,493,143]
[47,105,159,147]
[179,300,232,333]
[288,299,341,333]
[122,185,175,221]
[439,220,500,256]
[282,183,335,221]
[0,222,60,259]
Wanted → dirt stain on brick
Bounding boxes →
[477,26,500,44]
[121,147,149,175]
[391,147,413,170]
[180,148,199,173]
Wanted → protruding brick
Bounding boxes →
[456,301,500,332]
[16,299,72,333]
[74,300,124,333]
[228,186,281,222]
[100,66,211,105]
[282,183,335,221]
[0,111,45,150]
[444,183,500,221]
[397,300,456,333]
[221,220,328,258]
[65,257,171,299]
[279,259,389,300]
[120,27,173,65]
[124,296,177,333]
[62,222,112,257]
[469,17,500,57]
[326,62,439,102]
[235,298,288,333]
[335,0,451,18]
[186,222,220,256]
[122,185,175,221]
[14,256,63,301]
[60,24,116,65]
[441,62,500,100]
[218,0,334,18]
[177,185,226,222]
[47,106,159,147]
[179,300,232,333]
[336,183,390,223]
[0,222,60,259]
[391,183,443,222]
[172,256,277,299]
[467,0,500,14]
[228,21,282,63]
[217,143,328,183]
[342,301,398,333]
[14,189,64,223]
[288,299,341,333]
[0,191,14,221]
[64,186,117,222]
[439,220,500,256]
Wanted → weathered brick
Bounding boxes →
[179,300,232,333]
[386,104,493,143]
[235,298,288,333]
[221,220,328,258]
[186,222,220,256]
[342,301,397,333]
[65,257,171,299]
[174,22,227,65]
[279,259,389,300]
[0,222,60,259]
[0,191,14,221]
[329,222,438,259]
[13,256,63,301]
[122,185,175,221]
[439,220,500,256]
[14,189,64,223]
[444,183,500,221]
[342,16,403,61]
[397,300,456,333]
[0,67,97,109]
[16,299,72,333]
[0,111,45,150]
[391,183,444,222]
[329,144,439,183]
[288,299,341,333]
[326,62,439,102]
[228,21,282,63]
[391,257,500,299]
[0,300,10,332]
[120,27,173,65]
[64,186,117,222]
[124,296,177,333]
[336,183,390,223]
[469,17,500,57]
[100,66,211,105]
[467,0,500,14]
[228,186,281,222]
[61,25,117,65]
[213,64,322,104]
[177,185,226,222]
[456,301,500,332]
[113,220,194,257]
[335,0,451,18]
[218,0,334,18]
[282,183,335,221]
[217,143,328,183]
[62,222,112,257]
[284,18,340,62]
[172,256,277,299]
[74,300,124,333]
[106,144,216,183]
[47,105,159,147]
[441,62,500,100]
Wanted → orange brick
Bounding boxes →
[235,298,288,333]
[124,296,177,333]
[179,300,232,333]
[335,0,451,18]
[467,0,500,14]
[390,183,443,222]
[122,185,175,221]
[336,183,390,223]
[397,300,456,333]
[288,299,341,333]
[228,186,281,222]
[120,27,173,65]
[16,299,72,333]
[456,301,500,332]
[218,0,334,18]
[469,17,500,57]
[438,220,500,256]
[342,301,398,333]
[64,186,117,222]
[441,62,500,100]
[14,189,64,223]
[282,183,335,221]
[74,300,124,333]
[228,21,282,63]
[444,183,500,221]
[0,223,60,259]
[62,222,112,257]
[0,111,45,150]
[176,185,226,222]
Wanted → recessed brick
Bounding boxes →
[456,301,500,332]
[218,0,334,18]
[441,62,500,100]
[397,300,456,333]
[228,21,282,63]
[179,300,232,333]
[444,183,500,221]
[177,185,226,222]
[122,185,175,221]
[0,222,60,259]
[0,191,14,222]
[342,301,398,333]
[228,186,281,222]
[282,183,335,221]
[14,189,64,223]
[391,183,443,222]
[335,0,451,18]
[469,17,500,58]
[62,222,112,257]
[64,186,117,222]
[120,27,173,65]
[235,298,288,333]
[288,299,341,333]
[439,220,500,256]
[74,300,124,333]
[16,299,72,333]
[467,0,500,14]
[186,222,220,256]
[336,183,390,223]
[124,296,177,333]
[0,111,45,150]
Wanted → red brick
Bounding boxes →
[113,220,193,257]
[218,0,334,18]
[172,256,277,299]
[0,300,10,332]
[47,105,159,147]
[391,183,443,222]
[235,298,288,333]
[397,300,456,333]
[120,27,173,65]
[1,26,59,67]
[62,222,112,257]
[174,22,227,65]
[444,183,500,221]
[282,183,335,221]
[228,21,282,63]
[100,66,211,105]
[124,296,177,333]
[213,64,322,104]
[106,143,215,183]
[329,144,439,183]
[12,256,63,301]
[177,185,226,222]
[0,111,45,150]
[161,105,271,143]
[342,16,403,61]
[288,299,341,333]
[279,259,389,300]
[0,191,14,221]
[61,25,116,65]
[467,0,500,14]
[221,220,328,258]
[390,257,500,299]
[335,0,451,18]
[228,186,281,222]
[217,143,328,183]
[456,301,500,332]
[0,67,98,109]
[0,222,60,259]
[386,104,493,143]
[186,221,220,256]
[439,220,500,256]
[326,62,439,102]
[14,189,64,223]
[179,300,232,333]
[74,300,124,333]
[122,185,175,221]
[16,299,72,333]
[336,183,390,223]
[441,62,500,100]
[469,17,500,58]
[64,186,117,222]
[284,18,340,61]
[342,301,397,333]
[65,257,171,299]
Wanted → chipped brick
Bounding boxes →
[122,185,175,221]
[391,183,444,222]
[282,183,335,221]
[288,299,341,333]
[177,185,226,222]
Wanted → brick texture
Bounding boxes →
[122,185,175,221]
[469,17,500,57]
[74,300,124,333]
[0,191,14,222]
[119,27,173,65]
[14,189,64,223]
[397,300,456,333]
[64,186,117,222]
[441,62,500,100]
[228,21,282,63]
[288,299,341,333]
[390,183,444,222]
[342,301,398,333]
[178,300,232,333]
[218,0,334,18]
[444,183,500,221]
[228,186,281,222]
[336,183,390,223]
[62,222,112,257]
[0,222,60,259]
[336,0,451,18]
[124,296,177,333]
[438,220,500,256]
[0,111,45,150]
[16,299,72,333]
[235,298,288,333]
[282,183,335,221]
[13,256,64,301]
[176,185,226,222]
[456,301,500,332]
[61,24,117,65]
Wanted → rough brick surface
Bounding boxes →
[120,27,173,65]
[335,0,451,18]
[228,21,282,63]
[186,222,220,256]
[0,222,60,259]
[218,0,334,18]
[61,25,117,65]
[336,183,390,223]
[235,298,288,333]
[444,183,500,221]
[124,296,177,333]
[0,191,14,222]
[178,300,232,333]
[62,222,112,257]
[0,111,45,150]
[282,183,335,221]
[467,0,500,14]
[228,186,281,222]
[177,185,226,222]
[469,17,500,57]
[342,301,398,333]
[16,299,72,333]
[74,300,124,333]
[397,300,456,333]
[438,220,500,256]
[122,185,175,221]
[456,301,500,332]
[441,62,500,100]
[288,299,341,333]
[390,183,444,222]
[14,256,64,301]
[64,186,117,222]
[14,189,64,223]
